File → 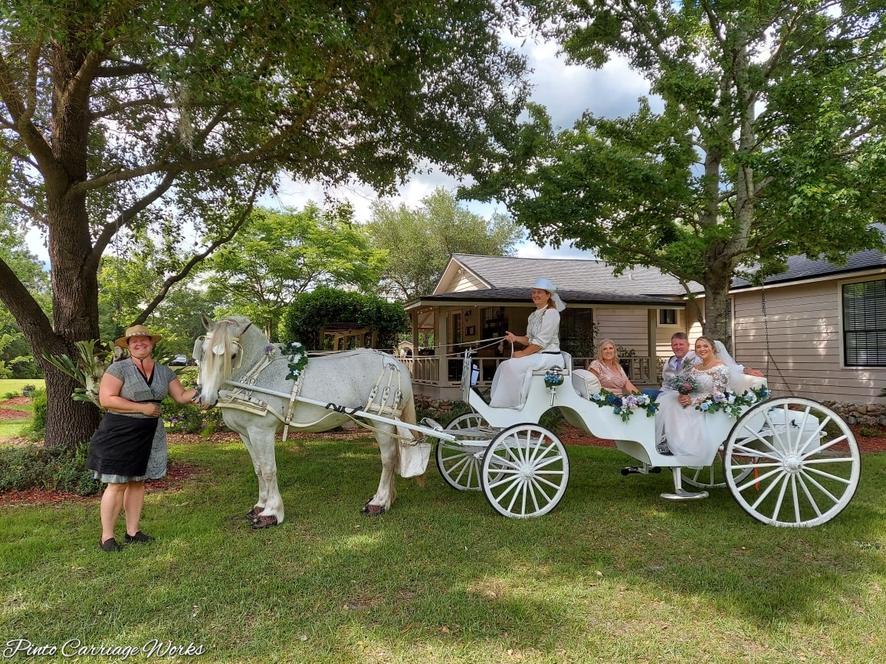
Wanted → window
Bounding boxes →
[842,279,886,367]
[658,309,678,326]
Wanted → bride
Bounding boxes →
[658,336,742,458]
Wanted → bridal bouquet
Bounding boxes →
[667,373,698,395]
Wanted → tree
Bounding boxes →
[0,1,529,446]
[366,188,524,300]
[471,1,886,345]
[204,205,386,340]
[282,287,409,351]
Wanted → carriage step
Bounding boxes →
[660,489,709,501]
[620,465,662,476]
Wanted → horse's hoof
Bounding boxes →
[251,515,278,529]
[362,503,385,516]
[246,506,262,520]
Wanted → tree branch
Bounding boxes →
[0,197,46,225]
[0,52,59,177]
[132,178,265,324]
[0,255,57,351]
[25,32,43,115]
[89,94,174,120]
[87,170,178,271]
[95,62,151,78]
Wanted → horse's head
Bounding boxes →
[194,315,254,407]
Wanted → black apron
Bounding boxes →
[87,412,160,477]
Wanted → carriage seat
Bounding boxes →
[530,351,573,375]
[571,369,601,399]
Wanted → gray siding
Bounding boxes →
[733,279,886,403]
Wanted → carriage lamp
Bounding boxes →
[544,369,565,406]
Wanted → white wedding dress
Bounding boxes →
[658,364,730,458]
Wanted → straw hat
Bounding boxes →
[114,324,162,349]
[532,277,566,312]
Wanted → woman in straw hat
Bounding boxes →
[489,277,565,408]
[87,325,198,552]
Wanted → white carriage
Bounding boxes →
[427,350,861,527]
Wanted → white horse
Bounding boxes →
[195,316,417,527]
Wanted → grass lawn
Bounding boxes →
[0,378,44,397]
[1,437,884,663]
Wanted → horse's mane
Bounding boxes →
[204,318,241,381]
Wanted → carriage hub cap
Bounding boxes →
[783,455,802,474]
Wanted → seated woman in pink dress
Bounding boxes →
[586,338,638,395]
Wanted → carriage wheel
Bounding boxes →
[683,446,754,489]
[724,397,860,528]
[435,412,488,491]
[481,423,569,519]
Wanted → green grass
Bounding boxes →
[1,438,884,663]
[0,378,44,397]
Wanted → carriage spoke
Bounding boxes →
[751,471,787,509]
[520,480,528,515]
[738,427,783,457]
[802,457,855,466]
[793,405,812,455]
[487,473,522,490]
[797,474,822,517]
[731,443,781,461]
[530,440,558,465]
[790,475,801,524]
[798,415,833,457]
[465,456,474,489]
[799,435,848,460]
[530,478,552,504]
[533,456,565,471]
[799,471,840,504]
[506,480,524,513]
[771,471,790,521]
[445,454,471,479]
[488,454,520,470]
[526,479,541,513]
[527,432,548,465]
[763,409,789,453]
[493,475,523,505]
[533,470,565,475]
[804,466,852,484]
[736,466,784,493]
[730,462,782,470]
[534,475,563,491]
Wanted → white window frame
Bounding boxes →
[656,307,681,328]
[838,274,886,369]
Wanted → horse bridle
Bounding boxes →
[192,321,253,369]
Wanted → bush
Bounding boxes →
[21,384,36,397]
[0,442,100,496]
[29,387,47,438]
[281,286,408,350]
[163,367,226,435]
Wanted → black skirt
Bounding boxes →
[87,413,160,477]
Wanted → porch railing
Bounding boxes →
[403,354,655,388]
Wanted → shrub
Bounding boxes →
[29,387,47,438]
[281,286,408,350]
[163,367,226,435]
[21,384,36,397]
[0,442,100,496]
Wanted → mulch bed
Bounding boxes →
[0,408,29,419]
[0,396,31,406]
[0,462,204,507]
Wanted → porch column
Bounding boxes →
[437,307,448,385]
[411,310,419,354]
[647,309,657,384]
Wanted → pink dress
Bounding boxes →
[588,360,630,394]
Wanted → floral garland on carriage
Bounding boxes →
[588,389,659,422]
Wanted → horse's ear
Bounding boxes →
[201,314,212,330]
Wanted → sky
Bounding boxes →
[25,34,656,263]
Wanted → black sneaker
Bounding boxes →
[124,531,155,544]
[99,537,122,552]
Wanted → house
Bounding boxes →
[403,247,886,407]
[731,246,886,405]
[403,254,704,400]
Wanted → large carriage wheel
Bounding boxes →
[481,423,569,519]
[436,412,488,491]
[724,397,860,528]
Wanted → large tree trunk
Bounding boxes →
[42,192,102,447]
[702,254,734,351]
